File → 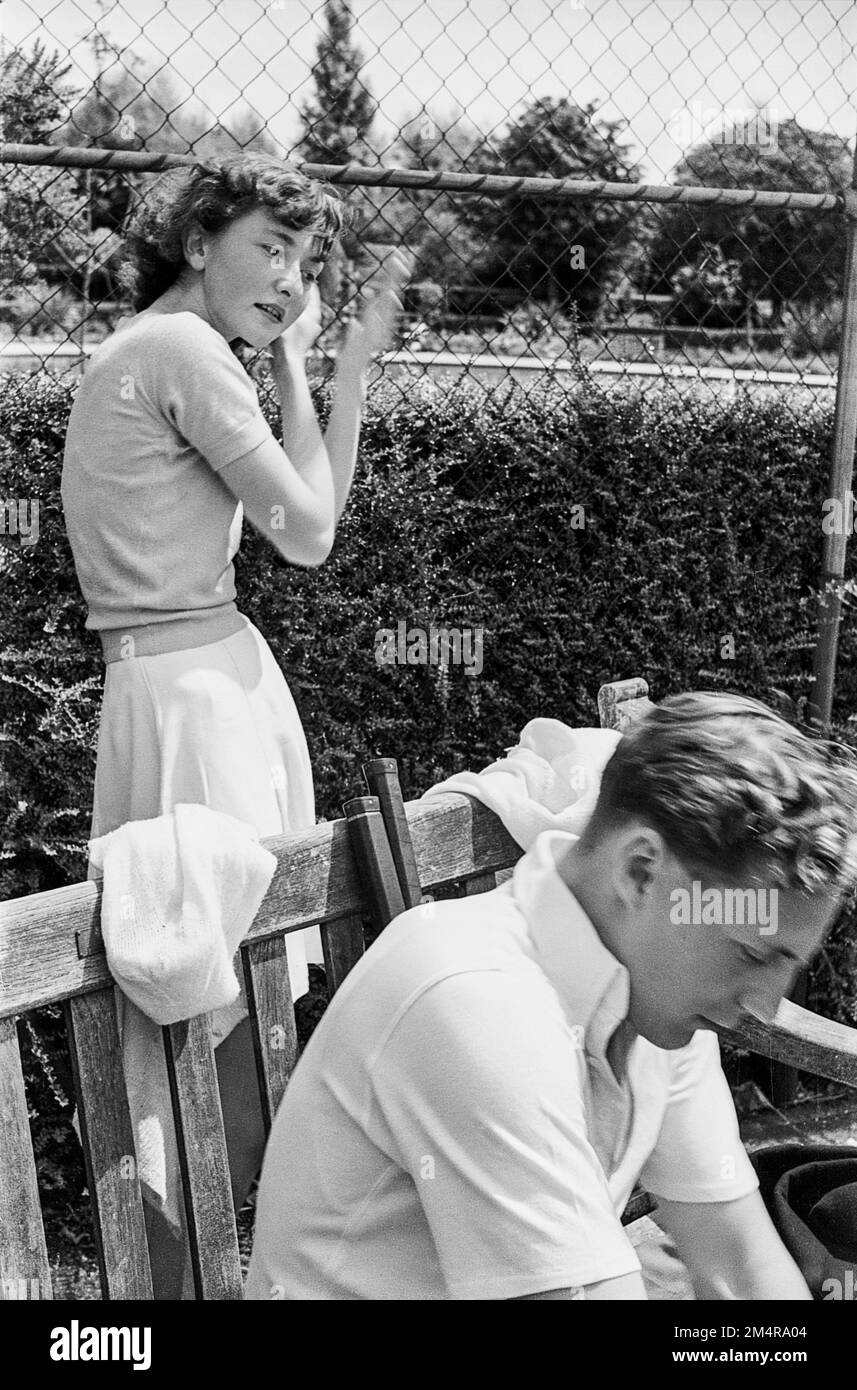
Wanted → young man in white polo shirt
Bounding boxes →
[246,692,857,1301]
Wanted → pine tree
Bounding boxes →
[298,0,376,165]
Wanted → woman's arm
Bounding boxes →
[321,254,410,522]
[219,254,409,567]
[272,254,409,522]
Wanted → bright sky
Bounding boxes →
[4,0,857,180]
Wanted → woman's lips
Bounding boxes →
[255,303,283,324]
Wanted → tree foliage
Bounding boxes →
[670,245,749,328]
[0,42,85,325]
[385,108,496,291]
[648,118,851,318]
[459,97,643,322]
[46,26,278,304]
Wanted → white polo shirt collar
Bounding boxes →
[510,828,632,1055]
[509,826,666,1192]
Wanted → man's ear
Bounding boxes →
[183,222,206,271]
[612,827,666,911]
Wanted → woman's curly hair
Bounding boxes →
[117,153,347,312]
[580,692,857,894]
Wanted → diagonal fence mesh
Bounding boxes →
[2,0,855,394]
[5,0,855,719]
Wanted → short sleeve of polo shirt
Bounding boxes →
[136,312,274,470]
[638,1028,759,1203]
[370,968,642,1301]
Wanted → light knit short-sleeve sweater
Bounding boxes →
[61,310,274,662]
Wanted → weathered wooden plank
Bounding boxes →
[597,677,654,732]
[720,999,857,1090]
[162,1014,243,1300]
[0,1016,51,1299]
[344,798,406,936]
[362,758,423,908]
[0,817,367,1019]
[321,914,366,996]
[250,818,366,942]
[64,991,153,1299]
[0,802,513,1018]
[405,793,522,892]
[241,937,298,1132]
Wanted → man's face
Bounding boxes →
[626,850,840,1049]
[188,207,326,348]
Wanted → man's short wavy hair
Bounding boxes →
[117,152,347,312]
[580,692,857,894]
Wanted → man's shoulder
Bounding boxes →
[318,886,550,1042]
[379,885,534,979]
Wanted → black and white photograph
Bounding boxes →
[3,0,857,1352]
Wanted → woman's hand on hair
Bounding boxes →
[271,284,324,365]
[338,249,413,375]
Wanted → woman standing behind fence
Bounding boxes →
[60,153,408,1297]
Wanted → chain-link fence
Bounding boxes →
[1,0,855,395]
[4,0,857,710]
[4,0,857,711]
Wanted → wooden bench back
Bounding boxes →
[0,800,404,1301]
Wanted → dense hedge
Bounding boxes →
[3,366,857,1162]
[3,368,852,864]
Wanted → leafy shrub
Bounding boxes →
[0,281,85,339]
[669,245,748,328]
[783,298,842,359]
[3,363,852,877]
[490,303,582,359]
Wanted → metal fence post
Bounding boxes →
[810,144,857,729]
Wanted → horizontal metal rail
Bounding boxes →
[0,143,844,211]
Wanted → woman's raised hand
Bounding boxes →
[272,284,324,364]
[339,249,414,375]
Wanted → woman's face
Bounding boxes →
[187,206,326,348]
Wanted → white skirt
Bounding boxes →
[88,612,321,1020]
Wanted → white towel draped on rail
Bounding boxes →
[87,803,277,1230]
[422,719,621,849]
